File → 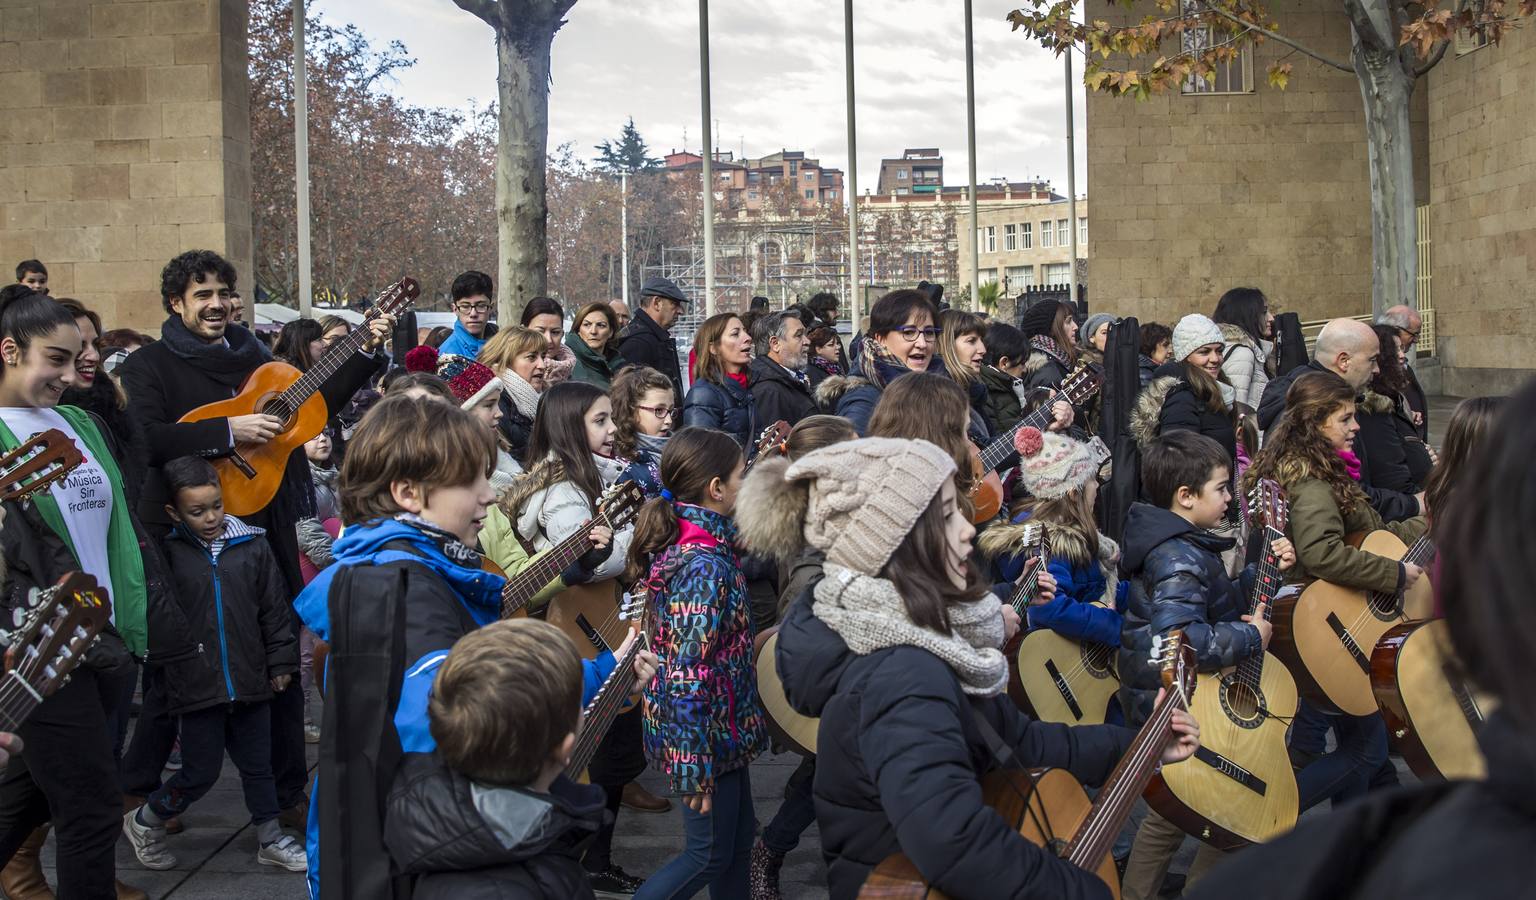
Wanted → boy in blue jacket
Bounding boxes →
[294,396,654,899]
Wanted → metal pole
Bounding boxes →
[293,0,312,317]
[843,0,861,329]
[1065,51,1079,307]
[620,171,630,305]
[699,0,716,315]
[964,0,980,309]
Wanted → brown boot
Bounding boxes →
[0,824,54,900]
[620,782,672,813]
[115,880,149,900]
[122,795,182,835]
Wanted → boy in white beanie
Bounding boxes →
[736,437,1200,900]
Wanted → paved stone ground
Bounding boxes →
[22,395,1459,898]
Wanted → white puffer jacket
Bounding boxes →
[1218,323,1272,413]
[512,454,632,581]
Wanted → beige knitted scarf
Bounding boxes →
[814,562,1009,697]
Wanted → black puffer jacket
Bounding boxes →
[1117,503,1260,726]
[160,517,298,714]
[1132,361,1237,469]
[776,585,1133,899]
[748,355,817,428]
[384,752,604,900]
[682,375,757,449]
[1187,713,1533,900]
[1356,389,1433,495]
[616,308,683,408]
[497,394,534,468]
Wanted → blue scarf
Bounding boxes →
[295,517,505,642]
[438,319,488,359]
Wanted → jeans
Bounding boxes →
[0,669,122,898]
[120,665,179,797]
[1296,712,1389,811]
[634,767,755,900]
[761,756,815,855]
[148,700,280,825]
[1290,699,1331,755]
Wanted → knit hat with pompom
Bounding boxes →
[1013,426,1097,500]
[404,345,439,374]
[436,353,503,410]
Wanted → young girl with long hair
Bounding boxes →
[1422,396,1502,524]
[0,287,153,898]
[625,427,766,899]
[613,365,678,499]
[820,289,940,435]
[938,309,994,442]
[683,313,757,449]
[1211,287,1275,414]
[747,436,1197,899]
[1242,371,1426,812]
[477,326,550,468]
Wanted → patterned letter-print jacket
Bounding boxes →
[642,504,767,795]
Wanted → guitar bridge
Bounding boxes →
[225,450,257,480]
[1043,658,1084,721]
[1192,746,1268,796]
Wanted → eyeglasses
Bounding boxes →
[454,302,491,313]
[1397,328,1420,345]
[635,405,676,419]
[894,326,942,343]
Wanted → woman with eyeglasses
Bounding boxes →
[818,289,941,436]
[612,366,677,499]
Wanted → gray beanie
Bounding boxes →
[1079,313,1115,348]
[1171,313,1224,363]
[785,437,957,576]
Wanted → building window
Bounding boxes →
[1044,262,1072,286]
[1057,219,1069,247]
[979,268,998,286]
[826,190,838,200]
[1180,4,1255,95]
[1041,221,1053,248]
[805,189,814,199]
[896,169,908,180]
[982,226,996,253]
[804,172,815,181]
[1021,222,1032,249]
[1004,224,1017,251]
[1079,217,1088,244]
[748,191,758,199]
[1005,265,1033,293]
[895,187,909,195]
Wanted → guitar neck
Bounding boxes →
[1233,525,1286,684]
[1067,688,1185,870]
[981,405,1054,471]
[501,521,603,617]
[277,325,373,410]
[1007,536,1052,617]
[565,639,643,778]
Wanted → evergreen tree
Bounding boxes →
[595,118,661,174]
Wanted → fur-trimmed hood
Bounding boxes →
[1217,323,1260,355]
[978,517,1120,607]
[498,455,567,523]
[1358,388,1397,417]
[1130,374,1180,450]
[814,374,869,413]
[733,455,808,564]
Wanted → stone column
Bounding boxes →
[0,0,252,330]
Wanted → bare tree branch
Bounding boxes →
[1413,37,1451,74]
[451,0,500,27]
[1200,1,1355,70]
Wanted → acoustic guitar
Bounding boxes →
[969,362,1103,524]
[179,277,419,516]
[860,631,1196,900]
[497,481,645,620]
[1012,525,1123,726]
[0,572,113,734]
[1145,479,1299,850]
[1371,618,1489,781]
[0,429,84,503]
[566,588,650,781]
[1272,530,1435,715]
[754,625,819,757]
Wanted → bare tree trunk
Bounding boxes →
[1346,0,1419,318]
[493,22,553,326]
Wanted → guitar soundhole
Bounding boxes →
[1080,643,1114,678]
[1366,591,1400,621]
[1219,678,1265,729]
[259,400,292,426]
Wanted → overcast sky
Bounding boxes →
[314,0,1088,198]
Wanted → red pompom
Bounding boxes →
[404,345,439,373]
[1014,426,1045,458]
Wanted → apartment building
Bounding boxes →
[663,149,844,215]
[957,198,1089,295]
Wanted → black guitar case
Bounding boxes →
[1274,312,1308,376]
[1096,317,1140,545]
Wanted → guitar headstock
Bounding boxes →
[1057,362,1105,407]
[1153,629,1196,701]
[1245,478,1289,534]
[751,420,792,463]
[598,481,647,531]
[369,277,421,318]
[0,430,84,503]
[2,572,111,701]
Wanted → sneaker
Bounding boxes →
[749,839,785,900]
[257,834,308,872]
[122,809,178,871]
[304,723,321,744]
[586,864,644,897]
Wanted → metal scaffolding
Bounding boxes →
[641,218,850,317]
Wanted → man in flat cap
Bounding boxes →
[618,276,690,407]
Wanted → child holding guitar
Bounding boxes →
[1242,371,1425,811]
[1117,430,1295,900]
[765,436,1198,900]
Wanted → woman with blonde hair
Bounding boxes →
[477,326,549,467]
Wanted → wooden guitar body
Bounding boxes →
[753,626,818,756]
[179,361,328,517]
[546,579,628,660]
[967,443,1004,524]
[1148,655,1298,849]
[1371,619,1488,781]
[1272,531,1426,716]
[860,768,1118,899]
[1014,627,1119,726]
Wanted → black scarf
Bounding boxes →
[158,314,271,388]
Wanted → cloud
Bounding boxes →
[314,0,1087,195]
